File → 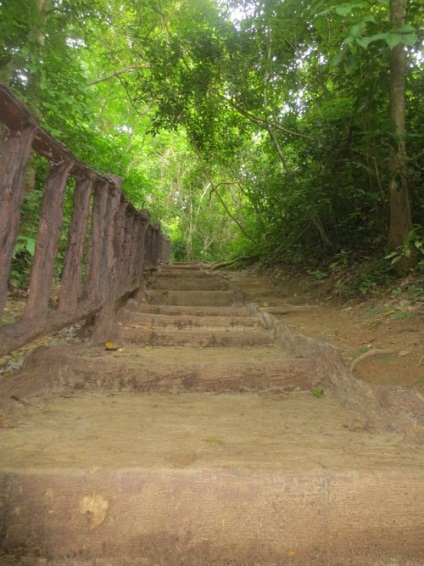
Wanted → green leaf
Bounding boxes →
[359,32,386,46]
[385,251,399,260]
[13,235,36,258]
[400,33,417,47]
[349,22,366,38]
[356,37,372,48]
[345,53,359,73]
[25,237,36,256]
[382,32,401,50]
[330,51,345,66]
[335,5,352,16]
[397,24,417,34]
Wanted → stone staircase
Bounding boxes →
[1,264,424,565]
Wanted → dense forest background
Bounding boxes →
[1,0,423,294]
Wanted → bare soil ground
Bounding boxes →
[223,267,424,391]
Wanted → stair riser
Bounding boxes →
[121,327,273,347]
[2,470,423,564]
[42,359,317,393]
[129,303,251,318]
[147,290,241,307]
[120,311,261,329]
[152,278,229,291]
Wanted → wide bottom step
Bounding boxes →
[1,391,424,564]
[0,344,318,395]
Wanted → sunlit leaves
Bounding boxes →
[1,0,423,265]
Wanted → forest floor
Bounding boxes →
[222,266,424,391]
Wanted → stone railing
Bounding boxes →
[0,81,170,356]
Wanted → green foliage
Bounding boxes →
[9,235,36,291]
[336,258,397,298]
[1,0,424,283]
[385,227,424,266]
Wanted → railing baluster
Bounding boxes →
[84,181,108,305]
[25,160,73,319]
[0,126,36,315]
[58,174,93,312]
[101,182,122,301]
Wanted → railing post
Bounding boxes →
[151,225,161,268]
[25,160,73,319]
[161,236,170,263]
[58,174,93,312]
[85,178,123,341]
[83,179,121,305]
[0,126,36,315]
[102,179,122,300]
[111,197,128,298]
[119,205,135,291]
[143,225,152,268]
[133,210,150,286]
[84,181,108,305]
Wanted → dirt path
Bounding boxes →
[223,268,424,390]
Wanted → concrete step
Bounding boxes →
[128,301,252,318]
[147,289,242,307]
[151,276,230,291]
[1,391,424,564]
[120,310,262,329]
[157,268,219,278]
[1,344,316,394]
[162,262,203,270]
[121,324,273,347]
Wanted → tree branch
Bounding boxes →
[263,31,292,173]
[192,145,257,243]
[207,85,313,140]
[88,65,149,86]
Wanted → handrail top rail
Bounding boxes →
[0,80,149,222]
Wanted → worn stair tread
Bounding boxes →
[157,270,214,279]
[120,310,261,328]
[151,277,230,291]
[121,324,273,347]
[147,289,242,307]
[128,302,252,317]
[2,391,424,562]
[0,344,320,396]
[2,391,423,472]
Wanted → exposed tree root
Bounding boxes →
[350,348,396,375]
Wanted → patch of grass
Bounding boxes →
[352,346,370,358]
[311,387,325,399]
[392,310,415,320]
[308,269,328,281]
[408,287,424,302]
[333,259,398,299]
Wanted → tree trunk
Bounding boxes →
[387,0,415,270]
